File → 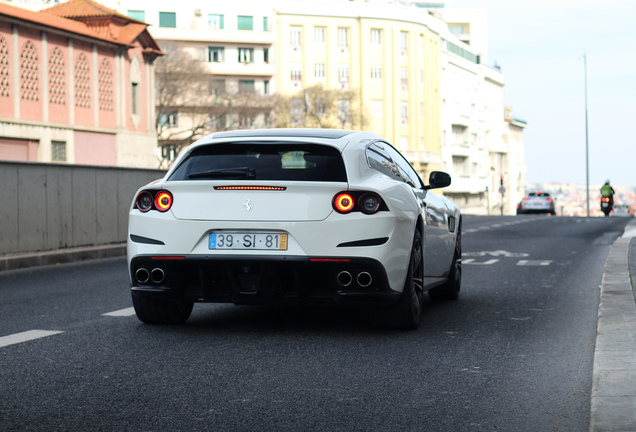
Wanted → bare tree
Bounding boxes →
[275,84,368,130]
[154,43,276,167]
[154,43,215,166]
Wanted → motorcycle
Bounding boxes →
[601,196,613,217]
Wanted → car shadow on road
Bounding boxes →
[141,297,451,337]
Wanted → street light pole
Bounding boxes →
[583,52,590,217]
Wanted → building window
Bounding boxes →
[291,98,303,126]
[208,14,224,30]
[315,99,326,117]
[449,25,464,34]
[238,48,254,63]
[338,99,350,126]
[400,102,408,125]
[338,28,349,53]
[452,124,467,146]
[370,29,382,45]
[263,48,269,63]
[290,63,302,87]
[371,100,383,117]
[159,12,176,28]
[400,31,408,55]
[208,47,224,62]
[400,67,408,91]
[51,140,66,162]
[207,114,226,130]
[338,64,349,90]
[370,65,382,81]
[290,26,302,51]
[238,15,253,30]
[98,58,113,111]
[20,41,39,101]
[48,47,66,105]
[314,63,325,79]
[129,57,141,125]
[314,27,325,44]
[131,82,139,115]
[452,155,468,176]
[209,79,225,96]
[0,36,9,98]
[264,80,270,95]
[239,79,255,93]
[127,10,145,21]
[159,112,178,127]
[263,17,269,31]
[74,52,90,108]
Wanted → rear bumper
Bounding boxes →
[130,254,400,306]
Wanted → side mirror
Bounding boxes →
[426,171,451,190]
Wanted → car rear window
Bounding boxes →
[168,143,347,182]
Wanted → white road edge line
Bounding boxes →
[102,307,136,317]
[0,330,64,348]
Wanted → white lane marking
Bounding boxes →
[463,258,499,265]
[102,307,136,317]
[517,260,553,266]
[0,330,64,348]
[464,250,529,258]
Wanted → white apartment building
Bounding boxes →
[436,7,526,215]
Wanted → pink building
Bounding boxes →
[0,0,162,167]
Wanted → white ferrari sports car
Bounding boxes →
[127,129,462,329]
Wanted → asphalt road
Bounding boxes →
[0,215,631,432]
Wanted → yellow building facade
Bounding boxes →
[276,4,442,176]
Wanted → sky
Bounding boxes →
[448,0,636,188]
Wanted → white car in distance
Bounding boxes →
[127,129,462,329]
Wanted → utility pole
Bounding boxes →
[582,53,590,217]
[499,175,505,216]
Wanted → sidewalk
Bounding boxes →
[0,243,126,271]
[590,218,636,431]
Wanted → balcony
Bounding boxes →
[150,27,275,46]
[203,62,276,77]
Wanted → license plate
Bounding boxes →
[209,233,288,250]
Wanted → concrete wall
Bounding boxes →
[0,161,165,256]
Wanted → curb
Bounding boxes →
[589,219,636,431]
[0,243,126,272]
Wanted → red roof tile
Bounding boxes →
[0,0,162,55]
[42,0,135,21]
[0,1,128,46]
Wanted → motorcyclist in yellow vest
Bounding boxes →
[600,180,615,213]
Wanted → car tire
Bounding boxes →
[429,219,462,301]
[132,294,194,324]
[370,229,424,330]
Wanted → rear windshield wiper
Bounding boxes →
[188,167,256,179]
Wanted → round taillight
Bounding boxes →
[136,191,153,212]
[334,193,354,213]
[359,193,381,214]
[155,191,173,212]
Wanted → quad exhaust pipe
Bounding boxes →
[337,271,352,287]
[135,268,149,284]
[357,272,372,288]
[337,271,372,288]
[135,267,165,284]
[150,268,165,284]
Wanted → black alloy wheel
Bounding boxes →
[370,229,424,330]
[429,219,462,301]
